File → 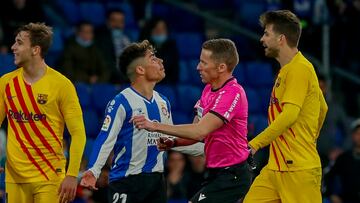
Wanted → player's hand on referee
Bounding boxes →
[58,175,77,203]
[80,170,98,191]
[0,167,4,173]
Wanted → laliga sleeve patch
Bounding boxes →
[101,115,112,131]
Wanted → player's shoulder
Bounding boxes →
[223,78,244,93]
[153,89,170,103]
[111,87,132,105]
[46,66,73,86]
[0,68,21,83]
[292,52,314,71]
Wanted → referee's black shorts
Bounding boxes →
[190,161,252,203]
[108,172,166,203]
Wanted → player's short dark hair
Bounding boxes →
[119,40,154,77]
[202,38,239,72]
[259,10,301,48]
[16,22,53,58]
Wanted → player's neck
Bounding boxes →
[131,80,155,100]
[22,59,47,84]
[210,74,233,90]
[277,47,298,68]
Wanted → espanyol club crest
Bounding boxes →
[37,94,48,104]
[161,104,169,118]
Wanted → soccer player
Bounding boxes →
[132,38,251,203]
[0,23,86,203]
[243,10,328,203]
[80,40,203,203]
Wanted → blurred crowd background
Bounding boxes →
[0,0,360,202]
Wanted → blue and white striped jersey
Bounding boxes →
[88,87,173,182]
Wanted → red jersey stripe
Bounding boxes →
[6,83,57,174]
[24,80,62,147]
[271,143,281,171]
[274,140,289,168]
[5,105,49,181]
[289,128,296,138]
[13,77,60,160]
[279,135,291,151]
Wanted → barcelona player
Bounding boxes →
[243,10,328,203]
[0,23,86,203]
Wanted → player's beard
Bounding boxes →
[265,47,280,58]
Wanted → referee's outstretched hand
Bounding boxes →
[80,170,98,191]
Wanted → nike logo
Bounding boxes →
[7,95,16,99]
[198,193,206,201]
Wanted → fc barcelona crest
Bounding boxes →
[37,94,48,104]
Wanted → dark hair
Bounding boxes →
[202,38,239,72]
[76,21,93,32]
[119,40,154,77]
[106,8,124,19]
[139,17,167,41]
[16,22,53,58]
[259,10,301,48]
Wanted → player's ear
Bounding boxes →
[218,63,227,73]
[135,65,145,75]
[31,45,41,56]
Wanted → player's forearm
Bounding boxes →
[249,103,300,151]
[154,122,207,141]
[175,138,199,146]
[66,116,86,177]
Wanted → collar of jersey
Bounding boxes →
[129,86,154,103]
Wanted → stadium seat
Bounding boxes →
[172,110,193,125]
[79,2,106,27]
[56,0,81,25]
[49,27,64,53]
[75,82,91,109]
[169,7,204,32]
[175,33,204,59]
[179,60,190,84]
[151,3,171,19]
[233,62,246,85]
[248,114,268,138]
[176,84,202,114]
[83,109,100,139]
[91,83,120,114]
[155,84,178,110]
[256,86,272,114]
[0,53,15,76]
[245,87,261,114]
[187,59,203,86]
[245,61,274,87]
[236,2,266,29]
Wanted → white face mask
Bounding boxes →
[151,34,167,45]
[76,36,93,47]
[112,29,123,38]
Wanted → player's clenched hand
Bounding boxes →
[0,167,4,173]
[157,137,175,151]
[80,170,98,191]
[58,175,77,203]
[130,115,156,131]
